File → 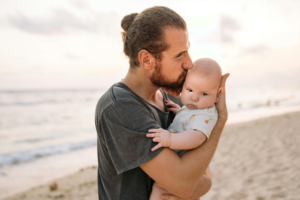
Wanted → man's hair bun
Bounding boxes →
[121,6,186,68]
[121,13,138,31]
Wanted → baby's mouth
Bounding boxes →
[187,104,196,109]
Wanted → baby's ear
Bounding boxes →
[215,87,223,103]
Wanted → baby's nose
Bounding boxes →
[191,94,199,102]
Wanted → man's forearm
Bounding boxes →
[188,167,212,199]
[160,167,212,200]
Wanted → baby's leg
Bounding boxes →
[149,182,171,200]
[149,182,201,200]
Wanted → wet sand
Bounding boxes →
[3,111,300,200]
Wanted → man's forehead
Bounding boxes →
[164,28,189,50]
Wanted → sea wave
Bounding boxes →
[0,89,104,106]
[0,140,96,167]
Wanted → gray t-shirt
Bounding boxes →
[95,82,182,200]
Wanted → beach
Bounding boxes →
[202,111,300,200]
[1,111,299,200]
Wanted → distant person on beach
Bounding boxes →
[95,6,229,200]
[147,58,222,199]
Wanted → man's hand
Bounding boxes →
[216,73,230,121]
[147,128,172,151]
[165,99,181,114]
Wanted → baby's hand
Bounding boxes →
[165,99,181,114]
[147,128,172,151]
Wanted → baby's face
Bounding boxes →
[181,72,220,110]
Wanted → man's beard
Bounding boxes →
[150,61,187,97]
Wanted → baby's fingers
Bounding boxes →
[146,133,160,138]
[148,128,163,133]
[168,108,178,113]
[165,101,176,107]
[151,143,162,151]
[152,137,161,143]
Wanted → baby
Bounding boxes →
[147,58,222,199]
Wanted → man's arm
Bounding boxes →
[140,74,229,198]
[159,167,212,200]
[140,117,225,198]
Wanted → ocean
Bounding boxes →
[1,84,300,167]
[0,89,103,167]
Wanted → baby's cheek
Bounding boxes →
[207,97,216,106]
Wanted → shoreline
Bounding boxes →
[0,146,97,200]
[1,108,300,200]
[227,104,300,125]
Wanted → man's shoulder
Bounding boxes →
[95,82,149,118]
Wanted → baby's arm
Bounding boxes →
[170,129,207,150]
[147,128,207,151]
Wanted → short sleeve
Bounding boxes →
[186,109,218,139]
[97,100,164,174]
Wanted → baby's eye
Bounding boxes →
[187,89,193,93]
[201,93,207,96]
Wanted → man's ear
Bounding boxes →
[215,87,223,103]
[138,50,154,69]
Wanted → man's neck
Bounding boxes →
[121,70,165,112]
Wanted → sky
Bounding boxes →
[0,0,299,90]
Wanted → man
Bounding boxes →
[95,6,229,200]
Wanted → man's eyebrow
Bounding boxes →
[174,51,187,57]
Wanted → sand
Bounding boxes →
[202,111,300,200]
[3,111,300,200]
[3,166,98,200]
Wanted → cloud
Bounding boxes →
[64,53,84,61]
[241,44,269,55]
[7,8,120,36]
[220,15,242,43]
[70,0,90,10]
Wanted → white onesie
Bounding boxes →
[168,104,218,139]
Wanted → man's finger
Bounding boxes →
[219,73,230,90]
[216,73,229,116]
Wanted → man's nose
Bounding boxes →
[182,53,193,70]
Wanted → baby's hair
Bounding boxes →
[191,58,222,80]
